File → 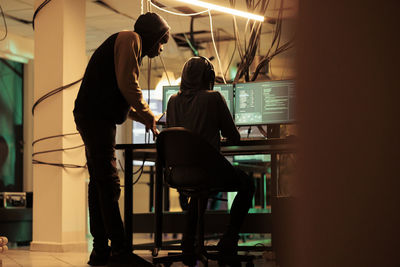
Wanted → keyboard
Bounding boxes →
[221,137,267,142]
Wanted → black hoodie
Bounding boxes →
[166,57,240,150]
[74,12,170,125]
[134,12,170,57]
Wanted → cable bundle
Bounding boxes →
[32,132,86,169]
[228,0,295,83]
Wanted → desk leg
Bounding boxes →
[149,166,154,212]
[271,152,278,250]
[261,173,267,209]
[124,148,133,250]
[271,153,278,198]
[154,159,163,255]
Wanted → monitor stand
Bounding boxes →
[265,124,280,138]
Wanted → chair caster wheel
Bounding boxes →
[245,261,254,267]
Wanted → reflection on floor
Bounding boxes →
[0,234,277,267]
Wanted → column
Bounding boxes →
[31,0,87,252]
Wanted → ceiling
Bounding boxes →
[0,0,297,86]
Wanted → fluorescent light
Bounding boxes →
[174,0,264,22]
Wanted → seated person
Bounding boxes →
[166,56,255,265]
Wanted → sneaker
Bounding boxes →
[87,247,111,266]
[108,251,154,267]
[217,233,240,266]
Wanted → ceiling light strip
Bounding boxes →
[174,0,264,21]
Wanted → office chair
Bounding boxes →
[154,127,255,267]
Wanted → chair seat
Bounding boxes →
[154,127,256,267]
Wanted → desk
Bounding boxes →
[115,138,296,252]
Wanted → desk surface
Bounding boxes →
[115,137,297,155]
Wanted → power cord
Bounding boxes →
[32,132,86,169]
[93,1,134,20]
[118,157,147,186]
[0,3,8,41]
[32,78,83,115]
[32,144,85,157]
[208,10,226,84]
[32,159,85,168]
[32,0,51,30]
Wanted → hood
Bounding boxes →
[180,57,215,93]
[134,12,170,57]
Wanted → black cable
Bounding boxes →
[234,22,262,82]
[4,13,32,25]
[132,157,147,185]
[32,78,82,115]
[132,170,144,185]
[94,0,135,20]
[0,3,8,41]
[32,144,85,157]
[32,132,79,146]
[145,58,152,144]
[32,134,86,168]
[224,33,237,79]
[183,33,199,56]
[27,0,87,169]
[133,157,146,175]
[249,0,294,81]
[189,17,199,56]
[118,157,147,177]
[32,0,51,30]
[32,159,86,168]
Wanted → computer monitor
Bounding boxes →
[214,84,234,117]
[162,84,234,117]
[162,85,180,112]
[234,80,295,126]
[132,90,162,165]
[133,90,162,144]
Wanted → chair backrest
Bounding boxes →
[156,127,230,192]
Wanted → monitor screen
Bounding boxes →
[214,83,234,117]
[162,85,180,112]
[162,84,234,117]
[132,90,162,165]
[234,80,295,126]
[133,90,162,145]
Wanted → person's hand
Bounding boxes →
[146,120,160,140]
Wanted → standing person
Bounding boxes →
[73,12,170,267]
[166,56,255,266]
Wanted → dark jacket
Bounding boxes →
[166,57,240,150]
[74,12,170,125]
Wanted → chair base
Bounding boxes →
[153,251,255,267]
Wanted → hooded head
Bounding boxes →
[180,56,215,93]
[134,12,170,58]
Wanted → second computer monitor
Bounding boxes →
[234,80,295,126]
[213,84,234,116]
[162,85,180,112]
[162,84,234,117]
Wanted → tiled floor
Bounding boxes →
[0,234,277,267]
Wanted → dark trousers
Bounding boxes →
[75,117,127,252]
[183,165,255,242]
